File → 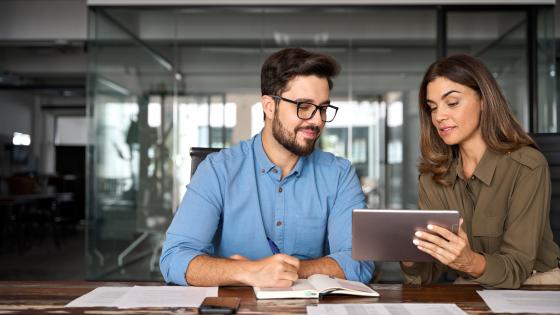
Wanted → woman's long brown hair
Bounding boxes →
[418,54,536,186]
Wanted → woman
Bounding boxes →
[401,54,560,288]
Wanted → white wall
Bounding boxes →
[56,117,88,146]
[36,95,87,174]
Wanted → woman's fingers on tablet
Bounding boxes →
[426,224,460,242]
[416,242,452,264]
[415,230,448,248]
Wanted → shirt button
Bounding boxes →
[471,176,475,180]
[278,187,283,193]
[260,169,265,173]
[272,168,278,174]
[276,221,283,227]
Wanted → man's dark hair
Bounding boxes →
[261,48,340,97]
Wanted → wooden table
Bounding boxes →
[0,281,558,314]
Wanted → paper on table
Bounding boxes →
[65,286,219,309]
[116,286,219,309]
[65,287,129,308]
[478,290,560,314]
[306,303,467,315]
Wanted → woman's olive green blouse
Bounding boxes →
[401,146,560,288]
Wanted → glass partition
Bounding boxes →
[87,8,176,280]
[448,10,529,129]
[537,7,557,132]
[447,7,556,131]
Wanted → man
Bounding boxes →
[160,48,373,287]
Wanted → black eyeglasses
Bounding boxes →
[270,95,338,122]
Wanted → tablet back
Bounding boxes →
[352,209,460,261]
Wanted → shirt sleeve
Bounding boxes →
[327,160,374,284]
[159,157,224,286]
[401,174,448,284]
[472,165,551,288]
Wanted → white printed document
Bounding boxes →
[307,303,467,315]
[478,290,560,314]
[65,286,218,308]
[65,287,129,308]
[116,286,218,308]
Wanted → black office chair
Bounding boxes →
[190,147,222,178]
[530,133,560,245]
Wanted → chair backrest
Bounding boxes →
[189,147,222,178]
[530,133,560,245]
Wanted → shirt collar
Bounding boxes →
[452,148,499,187]
[253,131,307,178]
[254,132,276,174]
[473,149,500,186]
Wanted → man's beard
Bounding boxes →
[272,113,320,156]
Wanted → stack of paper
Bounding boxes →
[478,290,560,314]
[65,286,218,309]
[307,303,467,315]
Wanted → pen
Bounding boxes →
[267,237,280,254]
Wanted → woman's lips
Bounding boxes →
[439,126,456,136]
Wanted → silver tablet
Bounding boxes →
[352,209,460,262]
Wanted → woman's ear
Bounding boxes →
[262,95,276,121]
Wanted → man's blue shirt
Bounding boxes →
[160,132,374,285]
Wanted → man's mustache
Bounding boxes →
[296,125,320,133]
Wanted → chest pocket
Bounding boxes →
[471,215,505,253]
[294,216,326,259]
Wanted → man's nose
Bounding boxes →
[310,108,325,125]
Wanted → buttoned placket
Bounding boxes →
[268,166,286,251]
[462,176,480,245]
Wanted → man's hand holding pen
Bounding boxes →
[229,253,300,288]
[226,237,299,288]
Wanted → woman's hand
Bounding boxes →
[413,219,486,278]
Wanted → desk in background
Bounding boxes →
[1,281,559,314]
[0,193,73,253]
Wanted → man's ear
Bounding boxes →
[262,95,276,121]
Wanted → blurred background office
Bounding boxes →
[0,0,558,283]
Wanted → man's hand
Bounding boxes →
[237,254,300,288]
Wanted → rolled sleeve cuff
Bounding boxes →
[472,253,507,287]
[328,251,374,284]
[164,251,206,286]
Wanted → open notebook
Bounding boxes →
[253,274,379,299]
